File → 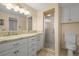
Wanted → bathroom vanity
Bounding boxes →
[0,32,44,56]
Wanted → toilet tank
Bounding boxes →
[64,32,76,50]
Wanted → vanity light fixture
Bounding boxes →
[19,8,25,14]
[13,6,20,12]
[24,11,30,15]
[6,6,12,10]
[2,3,31,16]
[2,3,13,10]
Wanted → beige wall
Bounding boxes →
[37,3,61,55]
[61,23,79,54]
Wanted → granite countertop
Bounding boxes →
[0,32,42,43]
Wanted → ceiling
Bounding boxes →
[26,3,79,10]
[59,3,79,7]
[26,3,52,11]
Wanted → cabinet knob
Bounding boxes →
[14,50,19,54]
[14,51,17,54]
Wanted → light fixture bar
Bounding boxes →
[1,3,31,16]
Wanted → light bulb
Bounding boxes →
[2,3,31,15]
[19,8,25,14]
[24,11,30,15]
[2,3,12,7]
[13,6,19,12]
[47,14,51,16]
[6,6,12,10]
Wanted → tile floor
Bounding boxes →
[37,48,55,56]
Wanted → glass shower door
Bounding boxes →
[44,16,55,50]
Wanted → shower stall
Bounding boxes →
[44,14,55,51]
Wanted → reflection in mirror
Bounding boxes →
[0,19,4,25]
[27,16,33,32]
[9,17,17,32]
[0,3,32,36]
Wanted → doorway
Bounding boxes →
[43,8,55,51]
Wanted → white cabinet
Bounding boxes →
[0,33,43,56]
[0,48,17,56]
[0,45,27,56]
[27,37,37,56]
[62,7,70,22]
[62,5,79,23]
[16,44,27,56]
[0,44,27,56]
[36,34,44,51]
[71,6,79,20]
[27,34,43,56]
[0,38,28,56]
[0,38,27,53]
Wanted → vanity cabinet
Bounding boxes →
[0,33,43,56]
[62,4,79,23]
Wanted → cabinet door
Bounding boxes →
[28,47,36,56]
[62,7,70,22]
[0,38,27,53]
[0,52,16,56]
[0,48,17,56]
[27,37,37,56]
[71,5,79,20]
[36,34,44,51]
[16,45,27,56]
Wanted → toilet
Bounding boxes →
[64,32,76,56]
